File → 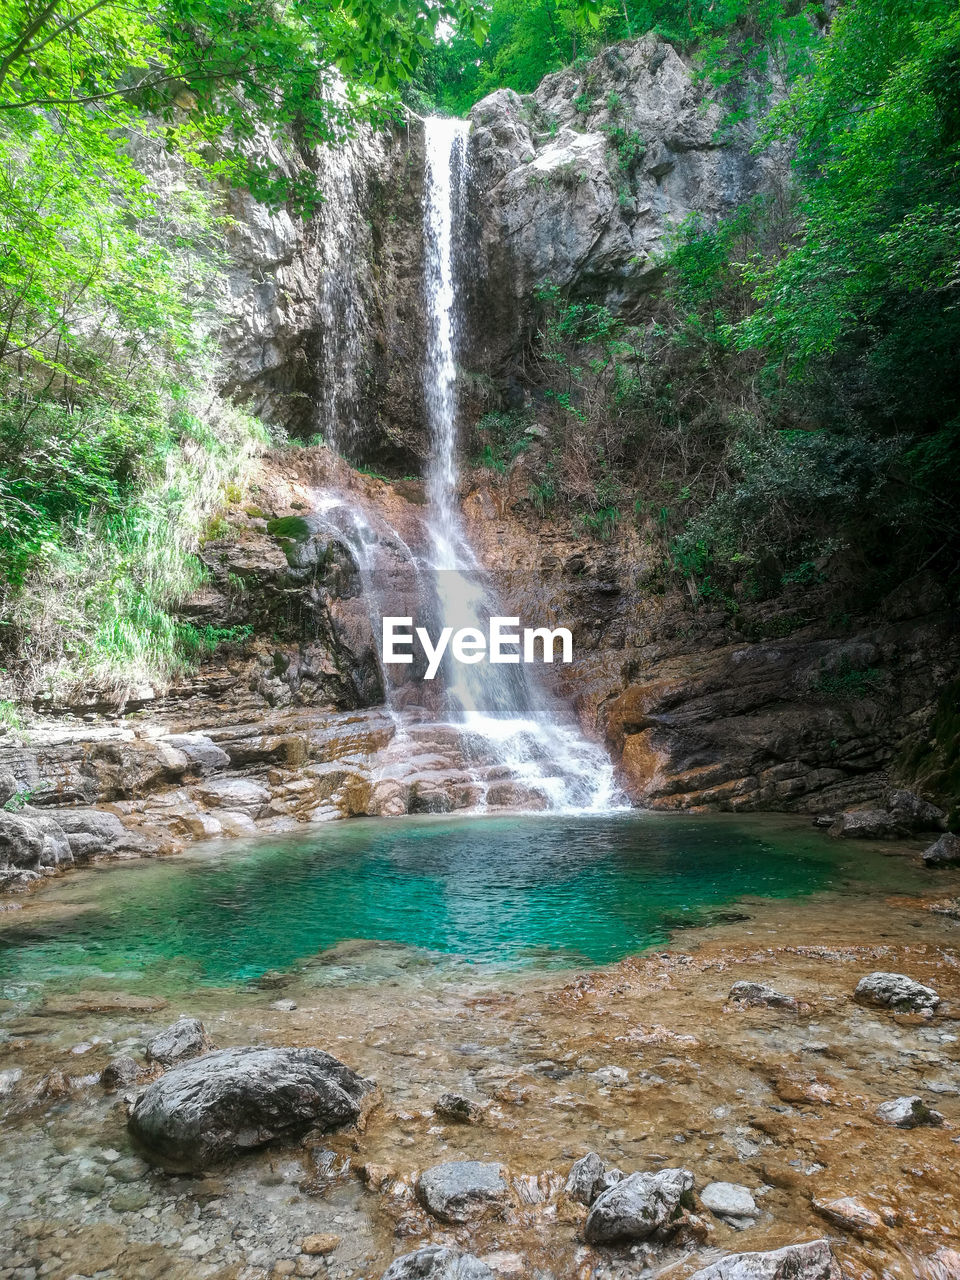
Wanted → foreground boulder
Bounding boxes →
[145,1016,212,1066]
[687,1239,840,1280]
[128,1046,374,1169]
[584,1167,694,1244]
[854,971,940,1014]
[416,1161,512,1224]
[923,833,960,867]
[876,1095,944,1128]
[382,1248,494,1280]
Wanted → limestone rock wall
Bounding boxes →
[463,36,786,370]
[461,465,959,815]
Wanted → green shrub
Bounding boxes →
[471,410,531,472]
[266,515,313,541]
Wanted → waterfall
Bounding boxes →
[420,117,623,813]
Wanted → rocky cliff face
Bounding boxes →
[462,36,785,368]
[459,461,959,816]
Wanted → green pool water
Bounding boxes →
[0,811,916,996]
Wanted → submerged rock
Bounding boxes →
[700,1181,758,1221]
[99,1055,143,1090]
[854,971,940,1014]
[382,1247,494,1280]
[687,1239,840,1279]
[416,1160,512,1224]
[876,1095,944,1128]
[813,1196,885,1236]
[301,1234,340,1257]
[584,1167,694,1244]
[145,1016,212,1066]
[923,832,960,867]
[128,1045,374,1169]
[434,1092,486,1124]
[728,981,797,1010]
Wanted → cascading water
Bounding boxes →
[420,117,622,813]
[303,113,622,816]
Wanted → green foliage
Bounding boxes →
[528,471,559,516]
[0,0,489,200]
[0,699,20,732]
[174,623,254,659]
[0,384,268,696]
[739,0,960,433]
[580,505,620,540]
[471,410,532,472]
[0,0,460,695]
[267,516,314,542]
[811,657,885,703]
[602,123,645,173]
[421,0,822,118]
[2,783,33,810]
[669,427,905,594]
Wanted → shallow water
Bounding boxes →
[0,811,934,996]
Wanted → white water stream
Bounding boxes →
[419,118,621,813]
[309,116,622,814]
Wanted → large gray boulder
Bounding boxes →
[923,832,960,867]
[584,1167,694,1244]
[854,971,940,1014]
[194,776,270,814]
[415,1160,513,1224]
[0,811,44,868]
[381,1248,494,1280]
[30,813,73,866]
[145,1016,212,1066]
[48,808,128,860]
[128,1046,374,1169]
[469,36,781,320]
[0,809,72,873]
[687,1239,840,1280]
[885,789,945,833]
